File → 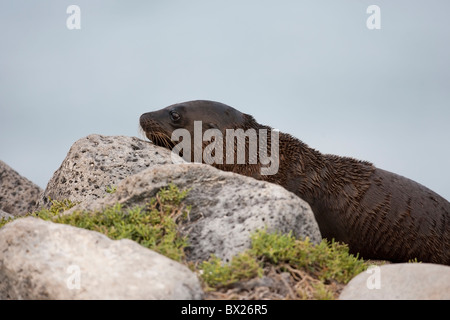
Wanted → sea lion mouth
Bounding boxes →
[140,116,175,150]
[146,131,175,149]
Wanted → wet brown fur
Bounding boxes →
[140,100,450,265]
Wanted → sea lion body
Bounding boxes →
[140,100,450,264]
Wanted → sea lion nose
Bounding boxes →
[139,113,150,128]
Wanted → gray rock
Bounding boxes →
[67,163,321,262]
[339,263,450,300]
[0,160,43,216]
[38,134,183,208]
[0,209,14,220]
[0,217,203,300]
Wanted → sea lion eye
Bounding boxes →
[170,110,181,122]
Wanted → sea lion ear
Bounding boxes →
[243,113,258,128]
[206,122,219,129]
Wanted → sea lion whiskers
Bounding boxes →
[142,123,174,149]
[152,131,174,149]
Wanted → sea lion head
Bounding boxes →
[139,100,258,149]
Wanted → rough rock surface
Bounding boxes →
[0,217,203,300]
[339,263,450,300]
[0,160,42,216]
[67,163,322,262]
[38,134,183,208]
[0,209,14,220]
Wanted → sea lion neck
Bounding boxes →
[274,133,375,224]
[272,133,329,200]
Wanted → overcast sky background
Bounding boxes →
[0,0,449,200]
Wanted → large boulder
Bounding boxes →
[0,217,203,300]
[0,160,42,216]
[38,134,183,208]
[67,163,322,262]
[339,263,450,300]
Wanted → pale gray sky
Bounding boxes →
[1,1,449,200]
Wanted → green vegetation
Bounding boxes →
[250,230,366,283]
[105,185,118,194]
[0,216,13,228]
[200,252,264,288]
[34,197,78,218]
[0,184,368,299]
[198,230,367,299]
[0,197,78,228]
[0,184,190,262]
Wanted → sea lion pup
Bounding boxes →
[140,100,450,265]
